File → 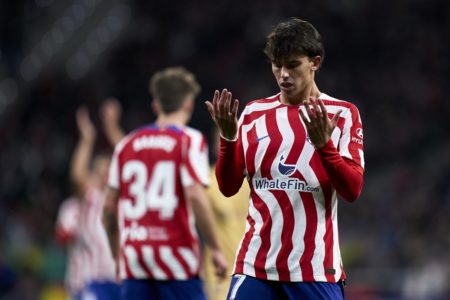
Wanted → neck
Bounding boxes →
[155,110,188,128]
[281,81,321,105]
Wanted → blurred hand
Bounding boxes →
[205,89,239,140]
[100,98,122,128]
[299,98,342,148]
[76,106,96,142]
[211,248,228,280]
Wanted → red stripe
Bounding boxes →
[284,106,318,281]
[235,126,259,274]
[136,246,155,279]
[234,214,255,274]
[298,192,317,281]
[252,111,283,279]
[271,189,293,281]
[273,106,307,281]
[251,192,271,279]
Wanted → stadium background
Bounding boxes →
[0,0,448,299]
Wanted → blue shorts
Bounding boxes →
[120,277,206,300]
[84,280,120,300]
[227,274,344,300]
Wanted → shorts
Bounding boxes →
[121,277,206,300]
[83,280,119,300]
[227,274,345,300]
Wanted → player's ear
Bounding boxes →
[183,96,194,114]
[152,100,161,114]
[310,56,321,71]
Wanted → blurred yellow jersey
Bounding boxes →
[203,165,250,300]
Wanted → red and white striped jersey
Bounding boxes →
[231,93,364,282]
[56,193,116,294]
[108,124,210,280]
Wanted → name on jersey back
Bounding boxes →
[133,135,177,152]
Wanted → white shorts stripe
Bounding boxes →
[229,274,246,300]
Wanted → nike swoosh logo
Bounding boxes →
[256,134,271,142]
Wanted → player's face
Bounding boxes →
[272,55,319,103]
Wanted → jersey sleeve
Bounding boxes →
[215,107,246,197]
[316,102,365,202]
[55,198,80,244]
[180,130,210,187]
[338,104,365,169]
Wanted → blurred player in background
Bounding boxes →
[60,107,119,299]
[55,197,85,299]
[203,128,249,300]
[104,67,227,300]
[206,18,365,299]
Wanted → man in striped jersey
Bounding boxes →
[105,67,227,299]
[61,107,119,299]
[206,18,364,299]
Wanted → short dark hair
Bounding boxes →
[264,18,325,67]
[149,67,201,113]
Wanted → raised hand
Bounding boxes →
[76,106,96,142]
[100,98,122,128]
[299,98,342,148]
[205,89,239,140]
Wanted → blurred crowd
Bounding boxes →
[0,0,449,299]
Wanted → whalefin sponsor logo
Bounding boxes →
[253,178,320,192]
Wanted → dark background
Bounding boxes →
[0,0,449,299]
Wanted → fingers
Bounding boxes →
[299,107,309,125]
[310,98,322,119]
[213,90,220,115]
[331,110,343,128]
[204,101,215,120]
[231,99,239,118]
[318,99,328,121]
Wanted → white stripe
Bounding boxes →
[337,107,353,160]
[359,149,365,169]
[159,246,187,280]
[185,127,210,185]
[229,275,246,300]
[142,246,167,280]
[124,246,147,278]
[256,187,281,281]
[245,99,280,115]
[180,165,193,187]
[331,190,343,281]
[241,115,268,277]
[119,254,127,279]
[178,247,198,274]
[286,138,316,280]
[241,196,263,277]
[286,190,305,281]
